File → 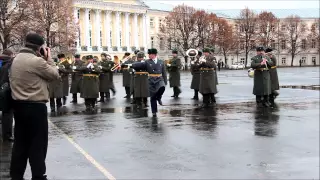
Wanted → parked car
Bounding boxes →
[229,62,245,70]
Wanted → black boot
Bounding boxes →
[62,96,67,105]
[50,98,56,112]
[106,92,111,100]
[110,88,116,97]
[71,94,77,103]
[201,94,210,108]
[209,93,216,106]
[171,88,175,97]
[131,98,137,104]
[98,92,105,102]
[192,90,199,100]
[56,98,62,110]
[143,98,149,107]
[262,95,270,107]
[124,87,130,98]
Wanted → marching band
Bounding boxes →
[50,46,279,115]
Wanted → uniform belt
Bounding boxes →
[122,68,129,70]
[255,68,269,71]
[83,74,99,77]
[200,68,215,71]
[149,74,162,77]
[135,72,148,75]
[271,66,277,69]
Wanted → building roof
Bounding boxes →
[143,1,319,19]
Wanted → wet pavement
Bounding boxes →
[1,67,319,179]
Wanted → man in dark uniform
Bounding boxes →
[129,50,140,104]
[49,58,64,112]
[132,48,167,117]
[57,54,72,105]
[251,46,272,107]
[199,48,218,108]
[167,49,182,98]
[132,51,149,108]
[190,50,202,100]
[70,54,85,103]
[79,55,101,113]
[121,52,134,98]
[265,47,280,105]
[98,53,113,102]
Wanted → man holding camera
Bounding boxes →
[9,33,60,180]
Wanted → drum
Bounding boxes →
[248,68,254,78]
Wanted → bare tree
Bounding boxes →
[29,0,77,53]
[194,10,211,49]
[0,0,30,51]
[307,18,320,53]
[236,8,258,67]
[257,11,278,47]
[160,5,197,70]
[279,15,307,66]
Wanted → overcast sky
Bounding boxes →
[154,0,319,9]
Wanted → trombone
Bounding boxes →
[111,63,121,71]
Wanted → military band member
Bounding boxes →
[132,48,167,117]
[130,50,140,104]
[49,58,64,112]
[79,55,101,113]
[265,47,279,105]
[121,52,134,98]
[167,49,182,98]
[132,51,149,108]
[190,51,202,100]
[199,48,218,108]
[98,53,114,102]
[57,53,72,105]
[251,46,272,107]
[70,54,85,103]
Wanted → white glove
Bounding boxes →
[132,69,136,72]
[72,66,76,70]
[87,63,92,68]
[127,64,132,67]
[56,66,60,70]
[167,64,171,67]
[90,64,94,69]
[191,61,195,65]
[99,66,102,69]
[200,59,206,63]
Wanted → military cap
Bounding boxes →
[137,52,145,58]
[203,48,211,53]
[172,49,178,54]
[148,48,158,54]
[74,53,80,58]
[124,52,131,56]
[134,50,140,55]
[86,55,93,59]
[256,46,265,51]
[101,52,107,57]
[197,51,203,57]
[25,33,45,47]
[57,54,65,59]
[265,47,273,53]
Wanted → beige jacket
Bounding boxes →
[9,48,60,102]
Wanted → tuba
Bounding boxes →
[186,49,199,65]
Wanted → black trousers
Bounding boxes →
[193,90,199,98]
[1,109,13,140]
[85,98,96,108]
[125,87,131,97]
[150,87,165,113]
[203,93,216,104]
[173,87,181,96]
[49,98,62,109]
[72,94,78,102]
[10,101,48,180]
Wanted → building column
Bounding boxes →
[142,14,147,52]
[104,11,112,52]
[133,13,139,50]
[115,11,121,52]
[95,9,101,51]
[125,12,130,51]
[146,14,150,51]
[84,8,91,51]
[74,7,80,51]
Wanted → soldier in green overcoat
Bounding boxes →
[167,49,182,98]
[79,55,102,113]
[129,50,140,104]
[121,52,135,98]
[70,54,85,103]
[199,48,218,108]
[265,47,280,105]
[190,50,202,100]
[251,46,273,107]
[49,58,64,112]
[57,54,72,105]
[98,53,114,102]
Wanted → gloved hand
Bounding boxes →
[87,63,93,69]
[200,59,206,63]
[72,66,77,70]
[56,66,60,70]
[190,61,195,65]
[99,66,102,69]
[167,64,171,67]
[132,69,136,72]
[127,64,132,67]
[90,64,94,69]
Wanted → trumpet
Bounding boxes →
[111,63,121,71]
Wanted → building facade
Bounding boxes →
[73,0,319,66]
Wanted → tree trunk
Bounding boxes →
[291,54,295,66]
[223,49,227,65]
[46,29,50,47]
[245,51,249,68]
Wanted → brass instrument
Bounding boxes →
[186,49,199,65]
[248,68,254,78]
[111,63,121,71]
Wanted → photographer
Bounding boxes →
[9,33,60,180]
[0,49,14,142]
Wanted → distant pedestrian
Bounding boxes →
[299,59,302,67]
[218,61,221,71]
[9,33,60,180]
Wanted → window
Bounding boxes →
[281,40,286,50]
[150,18,154,28]
[110,31,112,46]
[100,31,102,47]
[160,37,164,50]
[151,37,154,48]
[312,39,316,48]
[249,25,254,32]
[89,30,92,46]
[281,58,286,65]
[271,40,276,49]
[311,23,316,32]
[301,39,306,49]
[240,43,244,50]
[77,9,80,19]
[271,25,275,32]
[167,38,172,50]
[301,57,306,64]
[89,11,91,21]
[240,58,245,64]
[78,29,81,46]
[312,57,316,63]
[281,25,286,31]
[119,30,122,47]
[159,19,163,28]
[250,40,255,49]
[240,25,244,32]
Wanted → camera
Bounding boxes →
[39,47,48,57]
